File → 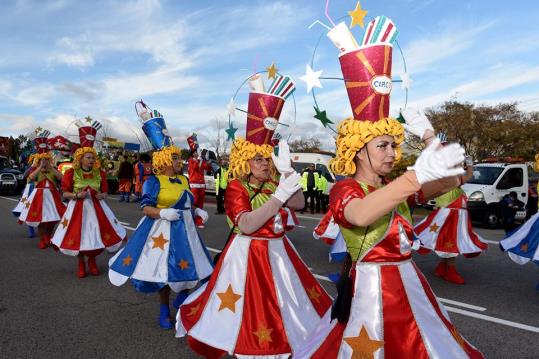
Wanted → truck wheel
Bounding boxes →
[483,208,499,229]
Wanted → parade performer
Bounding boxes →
[51,118,126,278]
[109,101,213,329]
[12,153,37,238]
[177,71,332,358]
[187,133,210,228]
[499,154,539,290]
[17,130,65,249]
[414,134,488,284]
[133,153,152,202]
[297,13,484,358]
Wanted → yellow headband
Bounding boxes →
[73,147,100,170]
[329,117,405,176]
[229,137,274,180]
[152,145,181,175]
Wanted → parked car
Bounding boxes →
[0,156,24,194]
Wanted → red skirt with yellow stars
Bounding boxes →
[176,232,332,358]
[52,187,126,255]
[17,179,65,227]
[414,195,488,258]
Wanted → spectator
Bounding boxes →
[300,164,319,214]
[500,191,524,234]
[118,154,135,202]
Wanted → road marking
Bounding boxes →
[437,298,486,312]
[482,239,500,244]
[118,221,130,226]
[296,214,322,220]
[444,306,539,333]
[0,196,18,202]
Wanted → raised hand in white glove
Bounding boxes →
[271,140,294,175]
[194,208,209,224]
[159,208,181,221]
[408,138,466,185]
[465,155,473,166]
[272,172,302,203]
[401,107,434,140]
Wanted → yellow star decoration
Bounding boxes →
[35,126,43,134]
[520,243,528,252]
[187,303,201,317]
[344,326,384,359]
[429,223,440,233]
[67,238,75,245]
[151,233,169,250]
[85,116,93,123]
[25,202,31,209]
[216,284,242,313]
[123,255,133,266]
[103,233,111,241]
[21,197,27,204]
[349,1,368,29]
[31,211,37,217]
[61,218,69,229]
[178,259,190,270]
[445,241,454,249]
[307,286,321,303]
[253,325,273,345]
[266,62,278,79]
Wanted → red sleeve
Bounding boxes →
[61,168,74,193]
[225,179,252,226]
[99,170,108,193]
[329,179,365,228]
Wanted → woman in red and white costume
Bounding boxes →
[297,14,483,358]
[177,80,332,358]
[18,131,65,249]
[414,136,488,284]
[52,119,126,278]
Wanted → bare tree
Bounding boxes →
[206,116,230,160]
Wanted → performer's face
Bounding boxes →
[357,135,397,176]
[249,154,270,181]
[171,154,183,174]
[81,153,95,170]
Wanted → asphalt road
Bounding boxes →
[0,194,537,359]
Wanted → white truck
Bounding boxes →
[462,162,538,228]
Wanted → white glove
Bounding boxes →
[272,172,302,203]
[408,138,466,185]
[271,140,294,175]
[159,208,180,221]
[401,107,434,140]
[194,208,209,224]
[465,155,473,166]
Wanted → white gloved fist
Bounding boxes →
[401,107,434,140]
[159,208,181,221]
[409,138,466,185]
[194,208,209,224]
[271,140,295,175]
[465,155,473,166]
[272,172,302,203]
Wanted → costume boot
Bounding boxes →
[28,226,36,238]
[434,260,447,278]
[78,256,87,278]
[173,289,190,309]
[159,304,173,329]
[87,255,100,276]
[444,264,465,285]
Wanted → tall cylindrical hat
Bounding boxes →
[136,100,172,150]
[34,130,51,154]
[245,92,284,146]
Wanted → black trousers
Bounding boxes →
[318,192,328,213]
[303,189,318,213]
[216,188,226,214]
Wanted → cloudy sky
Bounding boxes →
[1,0,538,150]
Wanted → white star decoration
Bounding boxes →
[227,99,236,117]
[300,64,323,93]
[400,72,412,90]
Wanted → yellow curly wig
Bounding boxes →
[229,137,275,180]
[31,152,53,167]
[535,154,539,172]
[152,145,181,175]
[73,147,100,170]
[329,117,405,176]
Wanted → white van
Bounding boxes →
[291,152,336,194]
[462,162,538,227]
